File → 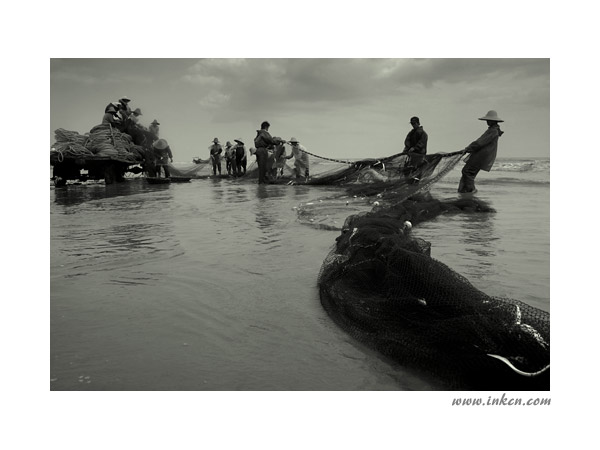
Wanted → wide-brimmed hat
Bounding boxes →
[289,137,299,144]
[153,139,169,150]
[213,138,220,143]
[111,101,121,108]
[151,119,160,125]
[106,106,117,113]
[119,96,131,103]
[478,110,504,122]
[234,138,244,144]
[132,108,142,116]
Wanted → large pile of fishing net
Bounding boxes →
[316,193,550,390]
[50,124,145,164]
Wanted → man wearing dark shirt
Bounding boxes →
[402,116,428,181]
[253,121,282,184]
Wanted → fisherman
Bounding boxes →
[273,141,288,178]
[118,96,132,119]
[130,108,143,125]
[402,116,428,182]
[224,141,237,175]
[286,137,310,179]
[234,138,247,176]
[209,138,223,175]
[102,105,121,125]
[149,120,160,141]
[458,110,504,193]
[123,108,151,148]
[153,138,173,178]
[254,121,284,184]
[104,101,121,113]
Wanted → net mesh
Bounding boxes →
[316,193,550,390]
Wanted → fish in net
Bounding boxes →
[316,193,550,390]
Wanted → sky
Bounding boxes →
[50,58,550,162]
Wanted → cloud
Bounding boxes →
[180,58,549,116]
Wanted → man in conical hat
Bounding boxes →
[233,138,247,176]
[286,137,310,180]
[102,105,121,125]
[152,138,173,178]
[130,108,143,124]
[458,110,504,193]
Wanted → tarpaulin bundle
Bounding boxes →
[317,193,550,390]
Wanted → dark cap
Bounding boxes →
[410,116,420,124]
[261,121,271,129]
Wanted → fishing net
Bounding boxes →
[167,161,214,178]
[293,150,467,230]
[316,193,550,390]
[50,125,145,164]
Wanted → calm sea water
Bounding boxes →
[50,157,550,391]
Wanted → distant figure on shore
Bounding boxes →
[458,110,504,193]
[253,121,284,184]
[234,138,247,176]
[286,137,310,179]
[402,116,428,181]
[153,139,173,178]
[209,138,223,175]
[149,120,160,141]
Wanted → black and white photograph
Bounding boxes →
[49,58,551,392]
[5,1,599,449]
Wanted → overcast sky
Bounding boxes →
[50,58,549,162]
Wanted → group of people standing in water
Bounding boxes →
[208,121,310,184]
[205,109,503,191]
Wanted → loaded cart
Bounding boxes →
[50,152,142,186]
[50,124,148,186]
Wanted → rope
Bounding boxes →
[294,147,354,165]
[294,147,466,166]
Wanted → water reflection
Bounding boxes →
[459,213,498,258]
[51,182,179,275]
[253,185,288,240]
[223,185,250,204]
[52,179,169,207]
[256,184,288,200]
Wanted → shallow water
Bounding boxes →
[50,158,549,390]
